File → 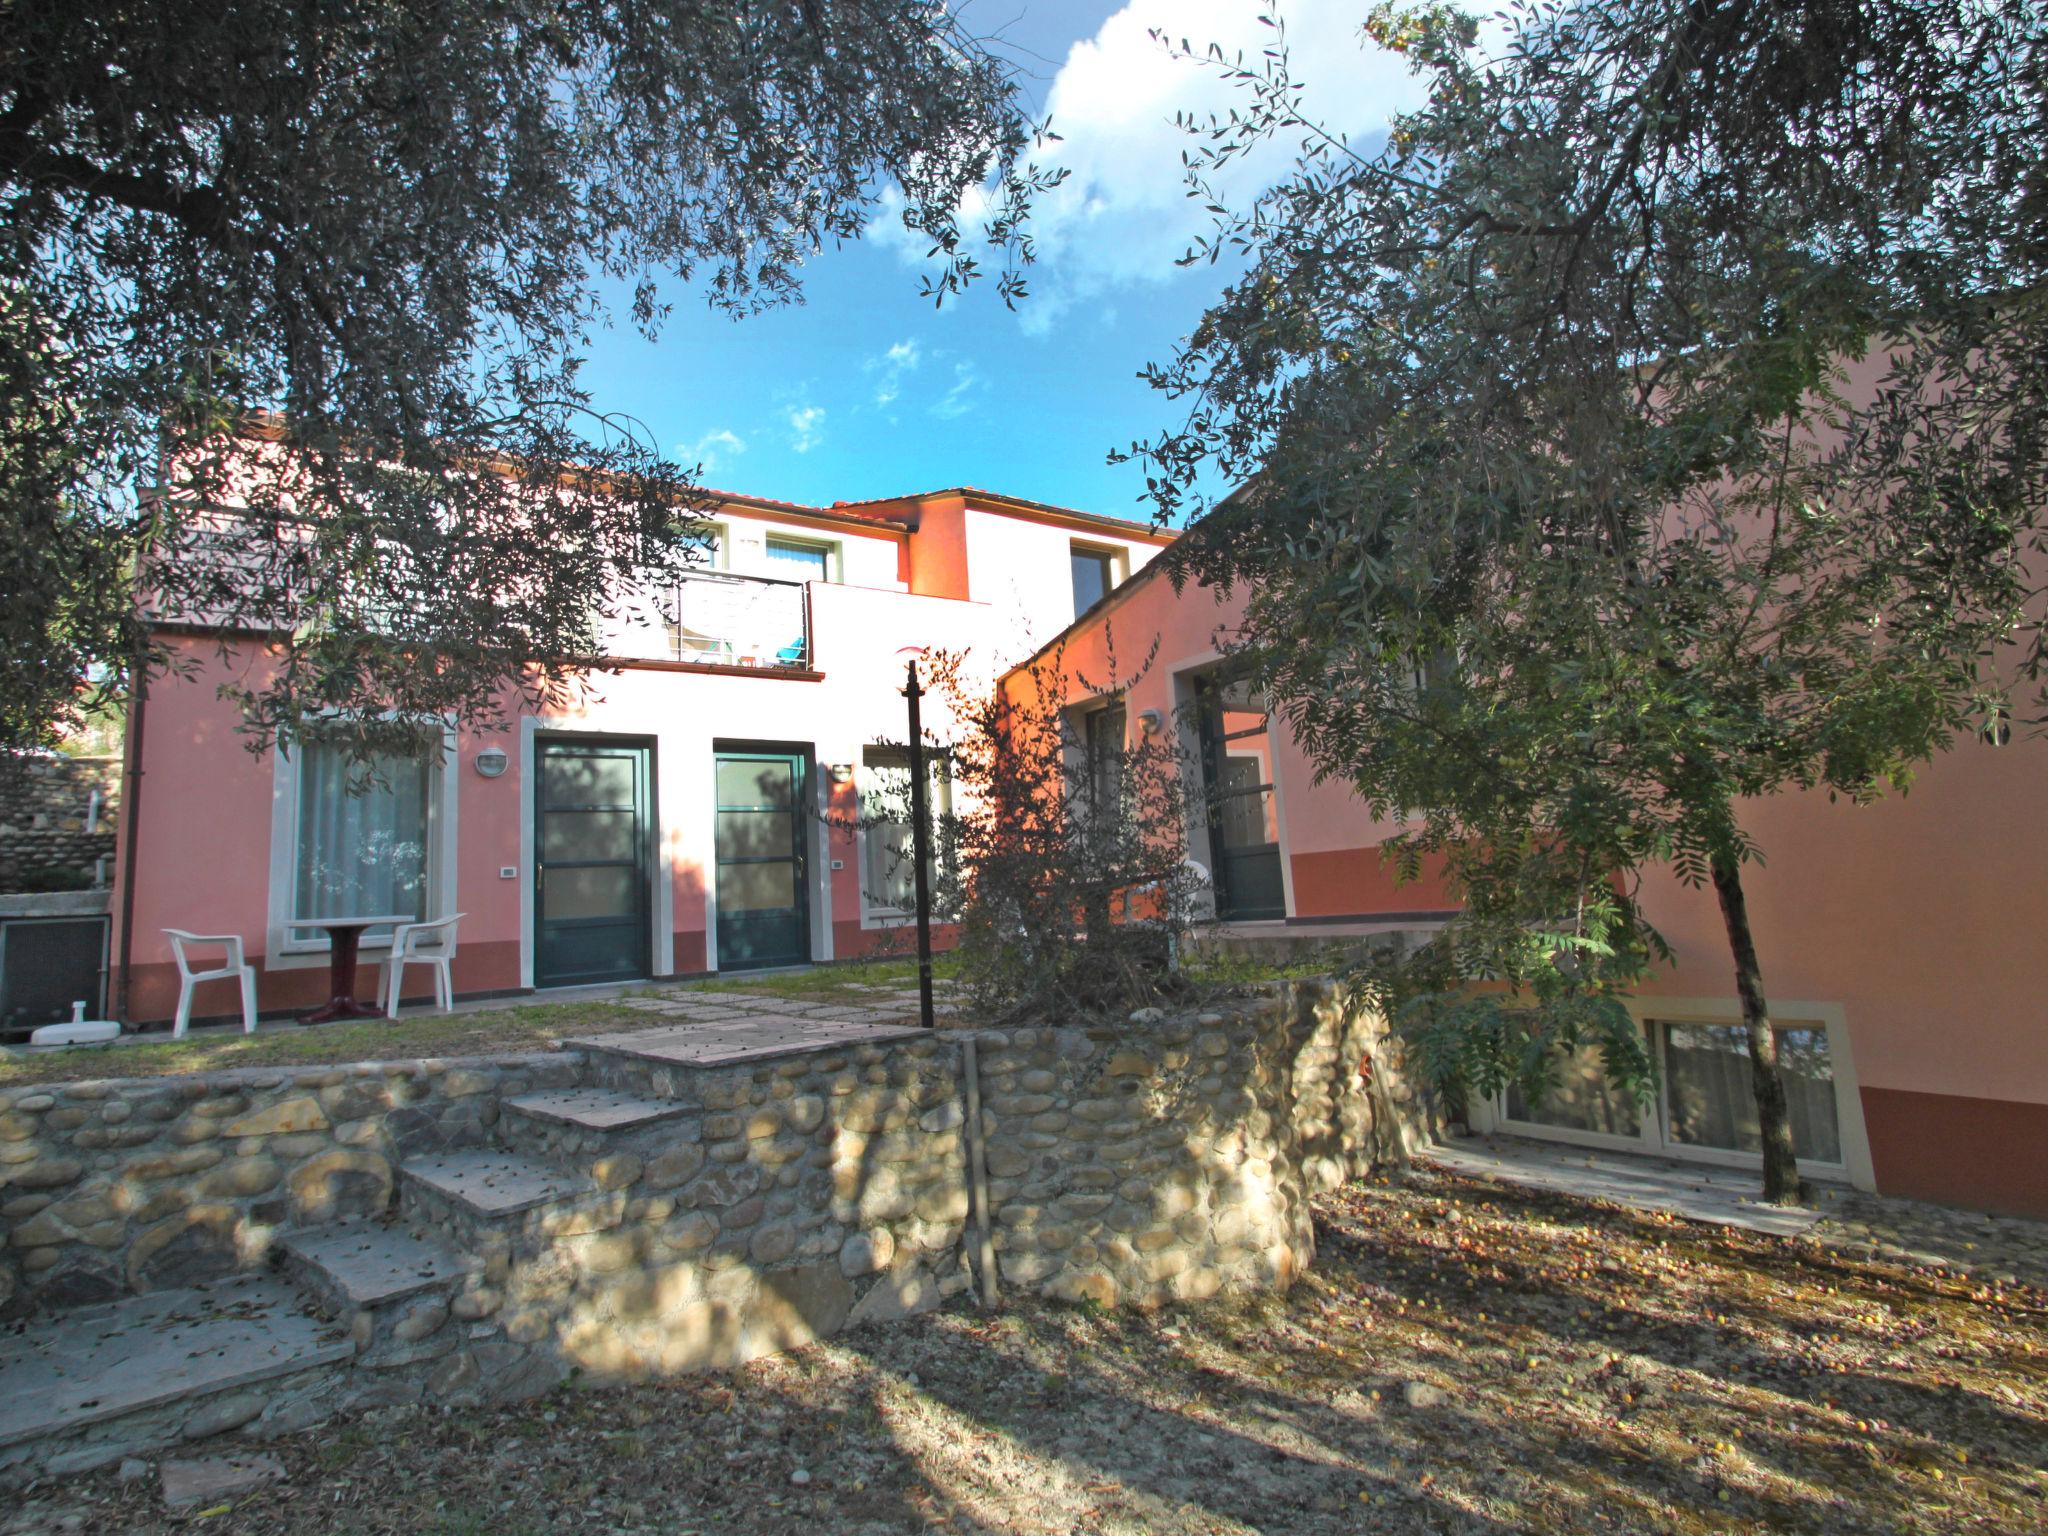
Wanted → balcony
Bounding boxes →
[605,569,813,671]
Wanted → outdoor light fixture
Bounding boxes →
[1137,708,1164,736]
[474,747,510,778]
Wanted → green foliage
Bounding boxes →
[848,636,1203,1023]
[1125,1,2047,1154]
[1,1,1055,762]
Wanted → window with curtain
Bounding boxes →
[860,747,949,915]
[1504,1040,1645,1138]
[765,535,831,582]
[1661,1021,1843,1163]
[293,742,431,931]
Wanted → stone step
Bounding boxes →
[0,1276,354,1480]
[397,1149,620,1252]
[276,1220,468,1319]
[501,1085,696,1142]
[497,1086,705,1177]
[571,1015,928,1100]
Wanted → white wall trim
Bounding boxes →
[264,723,458,973]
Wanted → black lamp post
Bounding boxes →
[902,656,935,1030]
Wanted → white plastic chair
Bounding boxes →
[164,930,258,1039]
[385,913,465,1016]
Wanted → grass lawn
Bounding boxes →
[0,950,1319,1092]
[0,957,967,1089]
[24,1164,2045,1534]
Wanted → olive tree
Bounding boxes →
[1128,0,2048,1200]
[1,0,1054,760]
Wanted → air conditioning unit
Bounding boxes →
[1,914,110,1044]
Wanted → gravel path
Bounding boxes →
[9,1165,2043,1535]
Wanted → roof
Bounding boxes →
[222,412,1176,544]
[787,486,1176,544]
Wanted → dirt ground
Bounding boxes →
[15,1162,2045,1535]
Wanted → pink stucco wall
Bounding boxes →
[115,493,1172,1024]
[1028,555,2048,1215]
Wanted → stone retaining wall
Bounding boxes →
[977,981,1432,1308]
[0,1052,583,1316]
[0,756,120,893]
[468,1031,978,1384]
[1,982,1429,1433]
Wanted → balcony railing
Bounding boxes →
[638,569,812,670]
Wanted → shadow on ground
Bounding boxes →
[13,1167,2045,1535]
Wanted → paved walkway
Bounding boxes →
[1425,1134,1825,1236]
[1426,1132,2048,1288]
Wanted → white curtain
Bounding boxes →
[295,744,429,923]
[1663,1022,1842,1163]
[861,749,946,914]
[1506,1041,1644,1137]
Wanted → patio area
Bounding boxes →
[0,962,960,1088]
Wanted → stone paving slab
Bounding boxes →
[160,1452,287,1510]
[276,1221,466,1310]
[1426,1134,1824,1237]
[570,1013,930,1068]
[399,1150,594,1217]
[503,1086,697,1132]
[0,1278,350,1451]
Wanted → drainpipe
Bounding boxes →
[113,629,149,1024]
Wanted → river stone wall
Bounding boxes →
[0,981,1429,1428]
[976,981,1432,1308]
[0,1052,584,1316]
[0,755,120,893]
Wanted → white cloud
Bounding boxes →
[785,403,826,454]
[876,2,1431,331]
[865,338,923,406]
[930,361,982,421]
[678,428,746,474]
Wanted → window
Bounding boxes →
[1070,544,1117,617]
[1500,1017,1845,1166]
[765,536,832,583]
[859,747,949,917]
[1081,701,1126,820]
[1504,1042,1644,1138]
[292,742,432,935]
[1661,1021,1842,1163]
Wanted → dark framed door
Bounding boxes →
[1195,674,1286,920]
[535,739,653,987]
[714,750,811,970]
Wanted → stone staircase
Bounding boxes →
[2,1012,953,1482]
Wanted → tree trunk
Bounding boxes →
[1709,850,1803,1205]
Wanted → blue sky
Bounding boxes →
[579,2,1424,525]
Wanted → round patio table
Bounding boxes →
[286,915,411,1025]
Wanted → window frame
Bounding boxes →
[265,721,460,964]
[856,744,951,925]
[1483,1004,1860,1179]
[763,533,837,584]
[1069,542,1122,618]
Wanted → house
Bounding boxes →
[109,485,1170,1020]
[1016,549,2048,1219]
[110,445,2047,1220]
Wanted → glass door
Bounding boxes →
[1195,674,1286,919]
[535,739,652,987]
[714,751,811,970]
